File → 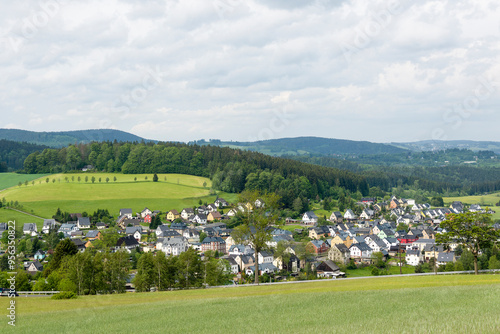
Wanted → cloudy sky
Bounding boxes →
[1,0,499,143]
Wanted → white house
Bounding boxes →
[302,211,318,225]
[77,217,91,229]
[23,223,38,236]
[349,242,373,260]
[406,248,423,266]
[157,237,189,256]
[141,207,152,218]
[344,209,357,221]
[42,219,57,234]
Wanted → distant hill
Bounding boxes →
[392,140,500,154]
[0,129,151,148]
[195,137,408,156]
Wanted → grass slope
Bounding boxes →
[0,173,237,218]
[0,173,50,191]
[0,208,44,231]
[2,275,499,333]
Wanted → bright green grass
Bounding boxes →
[0,173,237,218]
[0,173,50,191]
[0,208,43,231]
[2,275,499,333]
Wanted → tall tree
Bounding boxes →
[232,190,281,284]
[436,211,499,275]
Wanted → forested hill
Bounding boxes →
[0,140,50,171]
[0,129,151,148]
[22,141,500,208]
[194,137,408,156]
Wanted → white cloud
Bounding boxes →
[0,0,499,142]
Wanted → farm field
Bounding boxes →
[0,173,50,191]
[444,192,500,220]
[0,173,237,218]
[1,275,499,333]
[0,208,44,231]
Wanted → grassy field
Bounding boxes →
[345,265,416,277]
[0,208,44,231]
[0,173,50,191]
[1,275,499,333]
[444,192,500,220]
[0,173,237,218]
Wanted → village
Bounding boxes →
[8,195,500,285]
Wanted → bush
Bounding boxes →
[414,264,424,273]
[371,267,380,276]
[51,291,77,300]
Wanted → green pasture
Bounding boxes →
[0,173,237,218]
[0,173,50,191]
[0,208,44,232]
[2,275,499,333]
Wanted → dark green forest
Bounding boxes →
[0,139,50,171]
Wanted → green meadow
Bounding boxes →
[0,173,237,218]
[0,173,50,191]
[0,208,43,231]
[1,275,499,333]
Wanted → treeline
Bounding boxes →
[133,249,231,292]
[0,139,49,171]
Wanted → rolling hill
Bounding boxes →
[196,136,409,156]
[0,129,152,148]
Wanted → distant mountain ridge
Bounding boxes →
[195,136,408,156]
[0,129,152,148]
[392,140,500,154]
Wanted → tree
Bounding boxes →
[430,196,444,207]
[153,173,159,182]
[113,176,117,182]
[436,212,499,275]
[45,238,78,276]
[232,190,281,284]
[91,176,96,183]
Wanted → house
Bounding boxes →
[436,252,456,266]
[405,248,423,266]
[349,242,373,262]
[201,236,226,254]
[141,207,152,218]
[58,223,78,237]
[42,219,57,234]
[226,208,238,217]
[120,209,133,219]
[143,214,152,224]
[207,211,222,222]
[234,254,255,271]
[361,197,377,204]
[468,204,482,213]
[34,250,46,261]
[206,204,218,212]
[171,221,188,234]
[85,230,102,241]
[214,198,229,208]
[246,263,278,276]
[331,234,353,248]
[328,243,350,265]
[273,253,300,273]
[193,213,208,225]
[23,223,38,236]
[181,208,195,219]
[197,205,208,215]
[157,237,189,256]
[166,210,180,221]
[96,222,107,230]
[258,251,274,264]
[26,260,43,275]
[77,217,91,229]
[316,260,345,278]
[183,228,200,243]
[344,209,357,221]
[309,226,329,240]
[302,211,318,225]
[360,209,375,220]
[0,223,6,236]
[72,239,86,252]
[450,201,464,213]
[329,211,343,223]
[116,235,140,252]
[126,226,143,242]
[225,256,240,274]
[254,199,265,208]
[306,240,329,255]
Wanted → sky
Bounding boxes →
[1,0,499,143]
